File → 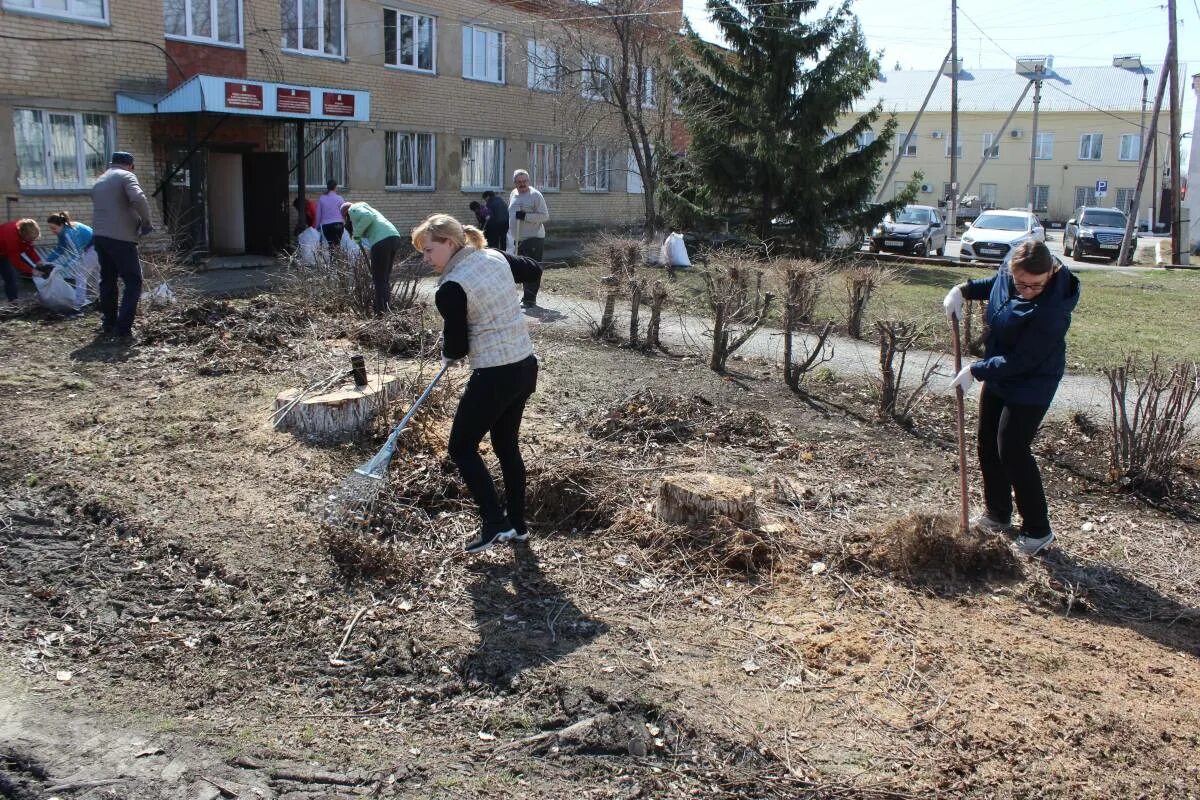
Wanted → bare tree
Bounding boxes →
[873,319,937,424]
[843,265,896,340]
[1106,355,1200,495]
[644,278,670,351]
[531,0,678,237]
[704,258,774,372]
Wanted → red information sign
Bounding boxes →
[322,92,356,117]
[224,82,264,110]
[276,87,312,114]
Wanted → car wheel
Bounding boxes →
[935,243,946,257]
[918,238,929,256]
[1062,237,1073,257]
[869,244,880,253]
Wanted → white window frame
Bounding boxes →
[900,133,917,157]
[281,0,344,58]
[980,182,997,209]
[165,0,243,47]
[526,39,559,92]
[641,66,656,108]
[383,7,436,74]
[981,133,999,159]
[3,0,107,24]
[626,149,646,194]
[1078,133,1103,161]
[12,108,113,191]
[1031,185,1049,212]
[528,142,560,191]
[581,147,610,192]
[581,53,611,101]
[462,25,504,84]
[385,131,435,190]
[943,133,962,159]
[1114,187,1135,212]
[1118,133,1141,162]
[460,136,504,191]
[289,126,347,190]
[1074,185,1097,208]
[1034,132,1054,160]
[856,130,875,151]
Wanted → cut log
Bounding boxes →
[656,472,757,526]
[275,373,398,441]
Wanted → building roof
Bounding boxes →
[853,64,1167,115]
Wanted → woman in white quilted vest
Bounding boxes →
[411,214,539,554]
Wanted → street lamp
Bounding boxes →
[1016,56,1052,212]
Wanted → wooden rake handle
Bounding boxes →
[950,313,970,536]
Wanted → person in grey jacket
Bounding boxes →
[507,169,549,307]
[91,151,152,341]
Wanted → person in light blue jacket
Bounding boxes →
[43,211,96,308]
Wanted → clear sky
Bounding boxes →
[681,0,1197,169]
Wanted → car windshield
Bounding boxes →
[1080,210,1127,227]
[973,214,1028,231]
[894,208,931,224]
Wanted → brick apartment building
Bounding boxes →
[0,0,679,259]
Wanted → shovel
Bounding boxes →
[950,312,970,536]
[354,363,450,480]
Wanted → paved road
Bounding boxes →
[896,231,1171,273]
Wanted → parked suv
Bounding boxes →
[1063,206,1135,261]
[868,205,947,256]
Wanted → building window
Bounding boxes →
[1074,185,1097,208]
[165,0,241,45]
[582,53,611,101]
[462,25,503,83]
[943,133,962,159]
[581,147,610,191]
[288,126,346,189]
[641,66,656,108]
[461,137,504,190]
[1115,187,1135,212]
[12,109,112,191]
[627,149,647,194]
[281,0,342,57]
[1078,133,1103,161]
[384,8,434,73]
[980,182,997,209]
[526,39,559,92]
[385,131,434,190]
[3,0,106,23]
[981,133,999,159]
[900,133,917,157]
[1033,132,1054,160]
[1031,185,1049,212]
[1118,133,1141,162]
[856,130,875,150]
[528,142,560,191]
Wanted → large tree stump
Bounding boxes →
[656,473,757,526]
[275,373,398,441]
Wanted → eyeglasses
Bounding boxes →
[1012,266,1057,292]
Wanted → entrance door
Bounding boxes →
[242,152,289,255]
[208,152,245,254]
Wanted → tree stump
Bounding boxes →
[275,373,398,441]
[656,473,757,526]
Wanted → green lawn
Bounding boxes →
[543,261,1200,373]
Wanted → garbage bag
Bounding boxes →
[147,282,177,306]
[297,227,320,265]
[664,232,691,268]
[32,269,79,313]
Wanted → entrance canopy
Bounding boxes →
[116,74,370,123]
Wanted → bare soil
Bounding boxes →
[1,297,1199,799]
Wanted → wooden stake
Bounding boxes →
[951,313,969,535]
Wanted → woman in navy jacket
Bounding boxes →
[943,240,1080,555]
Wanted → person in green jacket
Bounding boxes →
[340,201,402,315]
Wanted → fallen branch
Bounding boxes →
[328,605,370,666]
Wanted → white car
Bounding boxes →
[959,210,1046,263]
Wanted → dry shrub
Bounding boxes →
[525,461,621,533]
[703,257,775,372]
[865,513,1021,585]
[587,389,778,446]
[619,507,782,575]
[842,265,897,339]
[341,306,441,359]
[280,247,426,317]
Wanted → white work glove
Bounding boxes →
[943,285,964,320]
[440,356,460,369]
[949,365,975,394]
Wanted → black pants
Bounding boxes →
[978,387,1051,535]
[448,355,538,533]
[321,222,344,248]
[516,237,543,305]
[369,235,401,315]
[484,224,508,251]
[0,256,17,301]
[94,236,143,335]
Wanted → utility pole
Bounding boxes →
[1026,76,1043,211]
[1167,0,1182,266]
[948,0,959,234]
[1117,45,1171,266]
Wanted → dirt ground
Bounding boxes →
[1,294,1198,799]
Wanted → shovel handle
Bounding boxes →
[951,312,970,536]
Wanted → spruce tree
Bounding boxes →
[673,0,916,254]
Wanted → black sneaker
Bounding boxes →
[465,522,516,554]
[510,527,530,542]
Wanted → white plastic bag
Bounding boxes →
[297,227,320,265]
[32,269,80,313]
[665,232,691,268]
[147,283,177,306]
[341,230,370,259]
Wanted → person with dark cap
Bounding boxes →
[91,151,152,342]
[481,191,509,251]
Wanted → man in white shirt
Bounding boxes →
[507,169,549,307]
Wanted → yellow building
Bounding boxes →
[851,63,1171,225]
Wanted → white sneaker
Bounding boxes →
[972,513,1015,535]
[1015,530,1055,556]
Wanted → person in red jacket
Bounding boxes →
[1,219,42,302]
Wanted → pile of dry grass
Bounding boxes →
[864,513,1022,585]
[339,306,441,359]
[588,389,780,447]
[616,507,785,575]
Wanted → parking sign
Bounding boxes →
[1095,179,1108,198]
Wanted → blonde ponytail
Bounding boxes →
[411,213,485,251]
[462,225,486,250]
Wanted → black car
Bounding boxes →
[1063,206,1136,261]
[869,205,947,256]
